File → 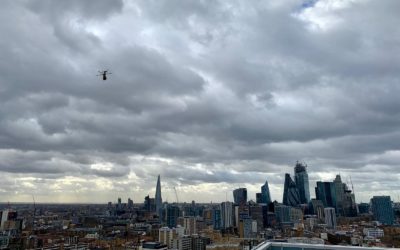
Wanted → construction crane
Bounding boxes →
[32,195,36,233]
[350,176,355,194]
[173,187,179,204]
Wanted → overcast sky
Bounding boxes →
[1,0,400,204]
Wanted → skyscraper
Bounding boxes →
[343,189,358,217]
[220,201,233,229]
[233,188,247,205]
[315,181,337,211]
[155,175,163,219]
[166,204,180,228]
[333,175,345,215]
[282,173,301,207]
[370,196,394,225]
[261,180,272,204]
[294,162,310,204]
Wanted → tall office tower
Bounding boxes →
[212,208,221,230]
[155,175,163,219]
[282,173,301,207]
[233,188,248,205]
[220,201,233,229]
[166,205,180,228]
[256,193,262,204]
[370,196,394,225]
[117,197,122,210]
[275,205,291,224]
[294,162,310,204]
[315,181,337,211]
[128,198,134,209]
[144,195,156,212]
[333,175,345,215]
[261,180,272,204]
[343,190,358,217]
[324,207,337,228]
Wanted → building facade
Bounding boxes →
[261,180,272,204]
[294,162,310,204]
[371,196,394,225]
[233,188,248,205]
[283,173,301,207]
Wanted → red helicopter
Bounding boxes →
[97,70,112,80]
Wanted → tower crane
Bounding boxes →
[174,187,179,204]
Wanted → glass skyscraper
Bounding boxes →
[315,181,337,211]
[282,173,301,207]
[371,196,394,225]
[220,201,233,229]
[294,162,310,204]
[261,180,272,204]
[233,188,247,205]
[155,175,163,219]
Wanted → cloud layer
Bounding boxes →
[0,0,399,203]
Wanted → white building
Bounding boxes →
[324,207,337,229]
[363,228,384,238]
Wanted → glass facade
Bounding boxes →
[315,181,337,211]
[294,162,310,204]
[371,196,394,225]
[233,188,248,205]
[283,174,300,207]
[261,180,272,204]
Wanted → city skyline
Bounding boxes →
[1,1,400,203]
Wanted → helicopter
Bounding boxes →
[97,70,112,80]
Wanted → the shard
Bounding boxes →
[155,175,163,219]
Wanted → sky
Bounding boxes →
[1,0,400,204]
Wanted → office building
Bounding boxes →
[283,173,301,207]
[191,235,208,250]
[275,205,291,224]
[261,180,272,204]
[324,207,337,228]
[128,198,134,209]
[343,190,358,217]
[212,208,221,230]
[309,199,325,221]
[233,188,247,205]
[371,196,394,225]
[144,195,156,212]
[333,175,345,215]
[358,203,370,214]
[239,216,253,238]
[220,201,233,229]
[294,162,310,204]
[166,205,180,228]
[178,216,196,235]
[171,235,192,250]
[256,193,262,204]
[315,181,337,211]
